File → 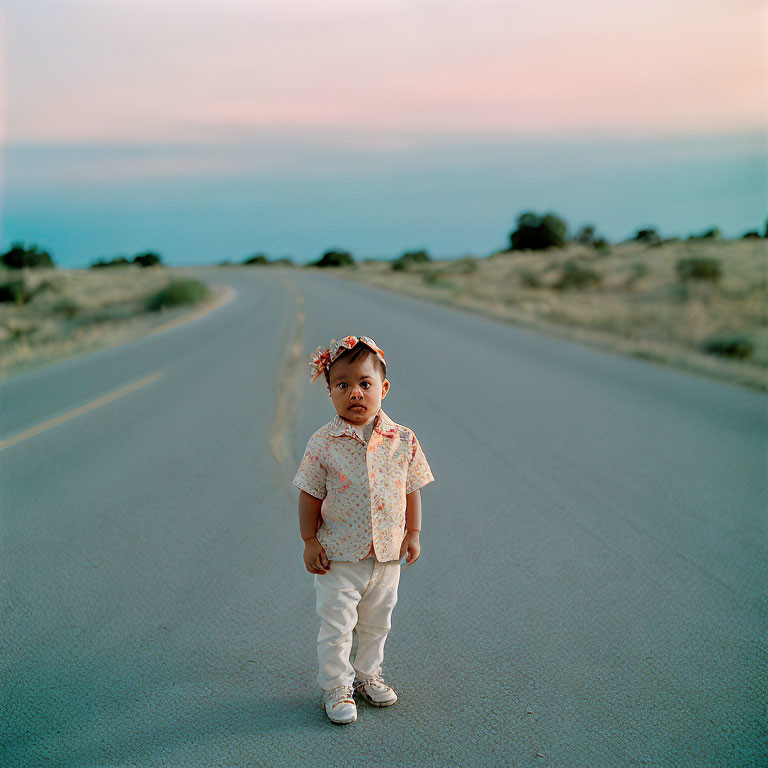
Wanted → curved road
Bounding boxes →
[1,267,766,767]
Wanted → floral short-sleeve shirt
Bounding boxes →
[292,408,434,562]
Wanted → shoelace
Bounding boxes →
[353,674,386,692]
[327,685,355,708]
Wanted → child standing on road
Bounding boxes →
[292,335,434,724]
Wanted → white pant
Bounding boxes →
[314,556,401,691]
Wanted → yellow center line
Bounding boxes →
[0,372,165,451]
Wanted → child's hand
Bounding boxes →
[399,530,421,566]
[303,537,330,575]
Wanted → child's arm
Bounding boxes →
[299,490,330,574]
[399,489,422,566]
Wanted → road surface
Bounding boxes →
[2,267,766,767]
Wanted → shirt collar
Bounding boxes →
[329,408,398,439]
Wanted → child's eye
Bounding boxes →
[338,383,347,390]
[361,382,371,389]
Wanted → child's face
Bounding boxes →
[327,353,390,425]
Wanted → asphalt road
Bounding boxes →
[2,267,766,767]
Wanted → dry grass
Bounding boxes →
[329,239,768,392]
[0,266,220,378]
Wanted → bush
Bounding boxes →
[0,279,31,304]
[518,269,541,288]
[742,231,761,239]
[312,250,354,267]
[243,253,270,265]
[676,257,722,282]
[133,251,162,268]
[147,279,208,311]
[553,261,602,290]
[2,242,55,269]
[687,227,721,241]
[52,297,80,318]
[455,257,478,274]
[90,256,132,269]
[509,211,567,251]
[702,334,754,360]
[392,249,431,271]
[574,224,596,245]
[632,228,661,245]
[272,257,294,266]
[422,270,447,286]
[593,238,610,253]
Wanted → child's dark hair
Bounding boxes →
[325,343,387,387]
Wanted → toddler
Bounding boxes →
[292,335,434,724]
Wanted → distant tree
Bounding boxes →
[392,249,431,271]
[243,253,270,265]
[509,211,567,251]
[632,228,661,245]
[312,250,355,267]
[574,224,596,245]
[687,227,721,240]
[133,251,162,267]
[272,257,294,266]
[2,242,55,269]
[742,231,761,239]
[90,256,132,268]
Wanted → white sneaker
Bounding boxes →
[353,675,398,707]
[323,685,357,724]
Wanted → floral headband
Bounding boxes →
[308,335,387,383]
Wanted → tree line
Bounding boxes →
[2,210,766,270]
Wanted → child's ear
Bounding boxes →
[381,378,390,398]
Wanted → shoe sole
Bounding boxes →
[328,713,357,724]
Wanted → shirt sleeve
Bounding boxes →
[292,434,328,499]
[405,432,435,494]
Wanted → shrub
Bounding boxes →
[422,270,446,286]
[742,231,761,239]
[272,257,294,266]
[90,256,132,268]
[688,227,721,240]
[312,250,354,267]
[2,242,55,269]
[392,249,431,271]
[509,211,567,251]
[702,334,754,360]
[518,269,541,288]
[52,297,80,318]
[133,251,162,268]
[456,257,478,274]
[632,228,661,245]
[553,261,602,290]
[575,224,596,245]
[147,279,208,311]
[675,257,722,282]
[0,279,31,304]
[593,238,610,253]
[243,253,270,265]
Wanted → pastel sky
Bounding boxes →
[4,0,765,143]
[1,0,765,265]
